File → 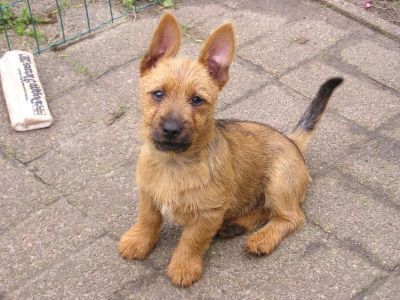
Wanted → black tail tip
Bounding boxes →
[324,77,344,90]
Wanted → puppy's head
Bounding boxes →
[139,13,235,153]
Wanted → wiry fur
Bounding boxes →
[118,13,343,287]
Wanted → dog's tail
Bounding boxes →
[288,77,343,153]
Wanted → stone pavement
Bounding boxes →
[1,0,399,298]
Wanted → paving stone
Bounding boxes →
[341,40,400,91]
[0,200,103,293]
[35,51,88,101]
[217,83,368,169]
[11,236,152,299]
[115,224,385,299]
[219,60,271,108]
[66,163,138,237]
[0,82,126,163]
[167,3,230,36]
[337,139,400,206]
[305,170,400,268]
[29,108,140,195]
[377,113,400,141]
[280,60,400,130]
[239,19,347,76]
[218,83,307,131]
[0,159,60,233]
[368,269,400,300]
[196,7,287,45]
[62,17,159,78]
[98,60,141,111]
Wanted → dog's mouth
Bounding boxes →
[152,140,191,153]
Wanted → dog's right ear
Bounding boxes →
[140,13,181,75]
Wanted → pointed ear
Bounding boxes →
[198,23,235,89]
[140,13,181,75]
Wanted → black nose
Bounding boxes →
[162,119,182,138]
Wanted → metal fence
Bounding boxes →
[0,0,162,55]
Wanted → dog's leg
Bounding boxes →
[217,207,270,238]
[167,210,225,286]
[118,190,162,260]
[246,165,308,255]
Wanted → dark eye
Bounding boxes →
[152,90,164,101]
[191,96,204,106]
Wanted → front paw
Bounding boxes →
[118,230,155,260]
[167,257,203,287]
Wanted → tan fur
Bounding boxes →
[119,13,313,287]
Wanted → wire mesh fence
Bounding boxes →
[0,0,163,55]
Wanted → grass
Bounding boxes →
[5,145,14,160]
[0,1,47,42]
[107,105,127,126]
[121,0,175,9]
[180,23,204,43]
[58,54,89,75]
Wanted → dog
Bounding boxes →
[118,13,343,287]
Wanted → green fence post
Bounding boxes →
[0,2,11,51]
[26,0,41,54]
[55,0,66,43]
[108,0,114,23]
[83,0,91,34]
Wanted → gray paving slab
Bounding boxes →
[280,60,400,130]
[304,170,400,269]
[341,40,400,92]
[1,0,400,297]
[66,163,138,237]
[61,17,159,78]
[337,139,400,206]
[35,51,89,101]
[11,236,153,299]
[239,19,348,76]
[0,200,103,293]
[29,108,140,195]
[98,60,141,111]
[180,4,288,44]
[367,269,400,300]
[217,83,368,170]
[0,82,127,163]
[0,159,60,233]
[218,83,307,131]
[218,60,271,108]
[114,223,385,299]
[377,113,400,141]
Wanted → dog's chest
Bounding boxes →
[138,155,213,224]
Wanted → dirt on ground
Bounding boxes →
[0,0,160,55]
[346,0,400,26]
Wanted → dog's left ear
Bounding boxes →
[198,23,235,89]
[140,13,181,75]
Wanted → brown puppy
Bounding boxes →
[118,13,343,287]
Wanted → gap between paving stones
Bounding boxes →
[322,54,400,98]
[307,215,392,273]
[335,160,400,211]
[316,37,400,97]
[305,165,400,270]
[2,155,138,235]
[8,232,109,294]
[21,88,137,170]
[351,270,399,300]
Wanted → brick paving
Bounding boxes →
[1,0,399,298]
